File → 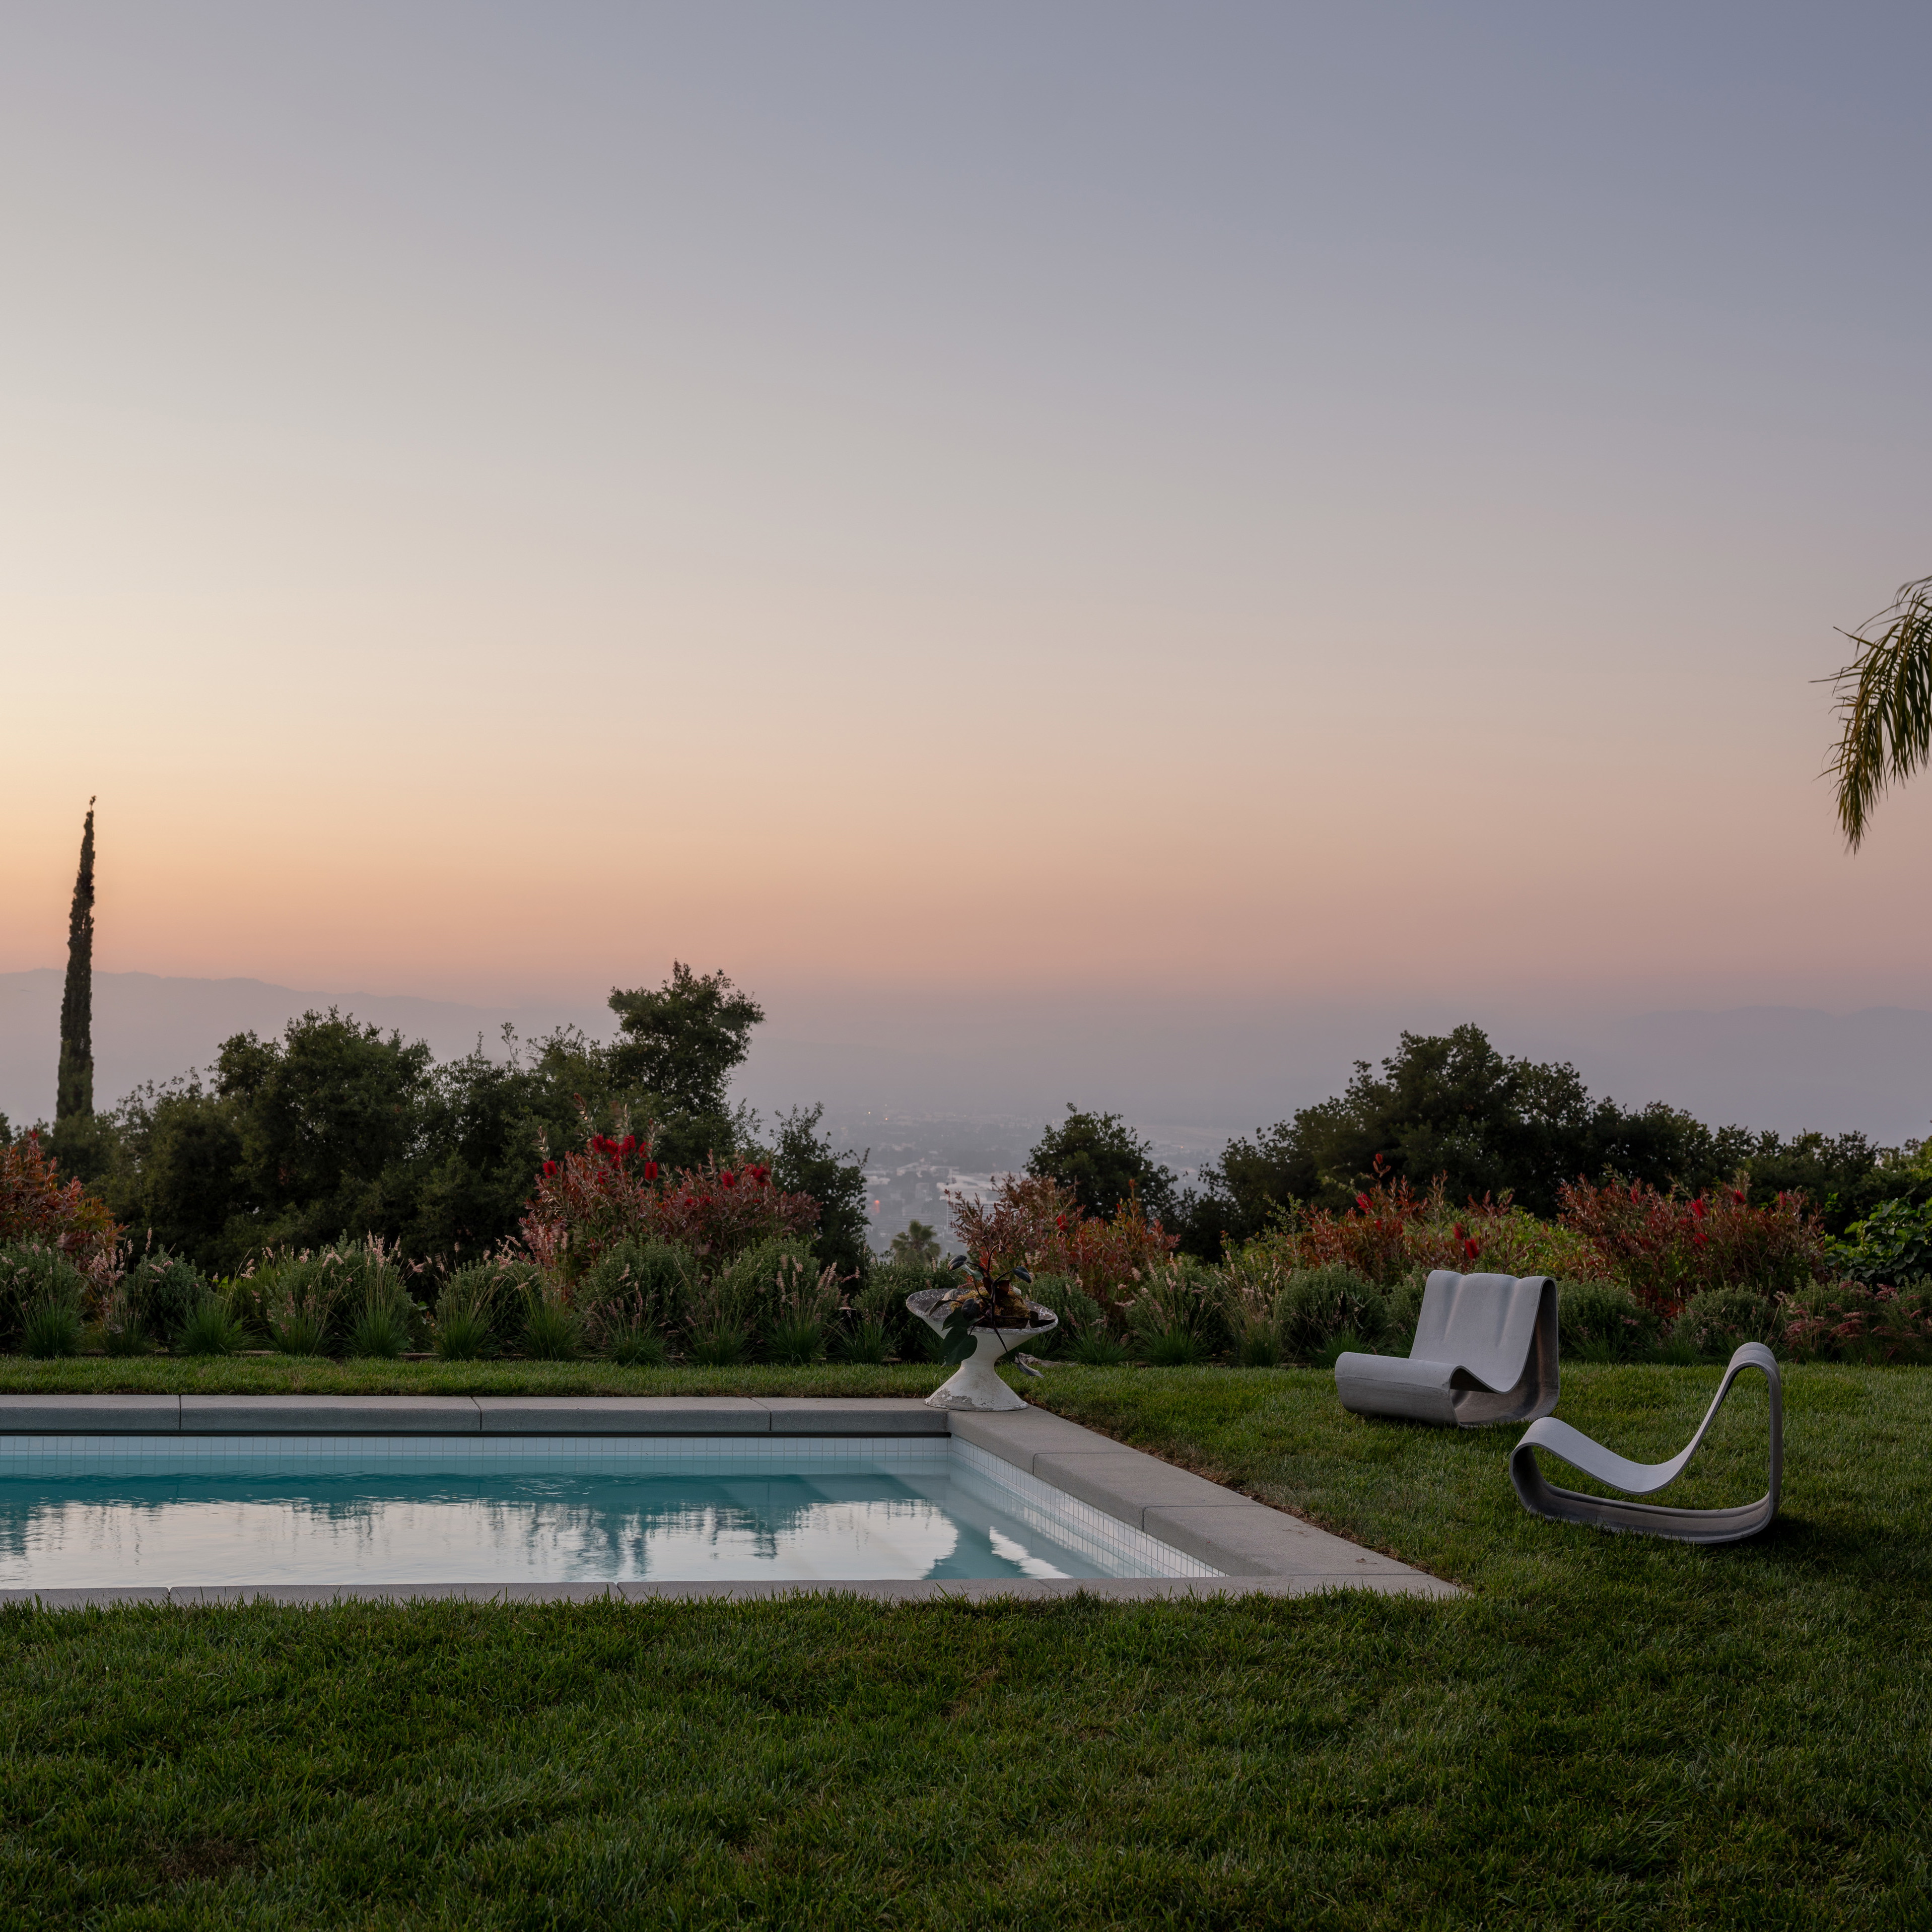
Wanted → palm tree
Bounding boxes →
[889,1219,942,1267]
[1826,575,1932,848]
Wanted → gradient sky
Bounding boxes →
[8,4,1932,1059]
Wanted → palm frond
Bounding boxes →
[1824,575,1932,849]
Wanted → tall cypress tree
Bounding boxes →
[55,798,96,1126]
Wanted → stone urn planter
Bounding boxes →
[908,1284,1059,1413]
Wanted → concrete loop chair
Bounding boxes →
[1335,1271,1559,1427]
[1509,1341,1782,1544]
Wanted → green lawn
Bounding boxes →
[0,1354,938,1398]
[3,1361,1927,1927]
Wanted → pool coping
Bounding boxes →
[0,1394,1458,1606]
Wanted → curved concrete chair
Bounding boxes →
[1509,1341,1782,1544]
[1334,1271,1559,1427]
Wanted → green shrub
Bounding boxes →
[720,1237,824,1323]
[1144,1325,1208,1367]
[431,1257,539,1359]
[432,1308,493,1361]
[1028,1273,1111,1358]
[578,1239,696,1356]
[688,1320,748,1367]
[866,1257,958,1354]
[836,1316,892,1364]
[519,1289,583,1361]
[347,1303,410,1359]
[1275,1264,1388,1363]
[767,1312,826,1365]
[270,1306,331,1357]
[123,1250,207,1345]
[1673,1285,1782,1358]
[603,1320,668,1367]
[1826,1197,1932,1286]
[101,1283,148,1357]
[260,1254,341,1356]
[178,1295,246,1357]
[1557,1278,1662,1362]
[23,1292,84,1358]
[762,1248,842,1363]
[270,1238,420,1357]
[1309,1328,1365,1371]
[1213,1261,1281,1367]
[339,1243,421,1358]
[334,1239,418,1333]
[1068,1329,1132,1366]
[1234,1323,1280,1367]
[0,1245,90,1349]
[1128,1260,1224,1356]
[1384,1270,1427,1347]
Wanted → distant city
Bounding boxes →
[824,1111,1210,1253]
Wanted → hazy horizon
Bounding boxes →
[8,7,1932,1131]
[8,968,1932,1166]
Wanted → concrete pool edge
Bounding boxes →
[0,1394,1459,1604]
[0,1394,952,1436]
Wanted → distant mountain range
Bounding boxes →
[4,970,1929,1153]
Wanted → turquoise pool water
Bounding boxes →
[0,1436,1215,1588]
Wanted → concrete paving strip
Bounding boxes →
[470,1396,770,1434]
[0,1395,954,1436]
[0,1394,1459,1602]
[0,1394,185,1432]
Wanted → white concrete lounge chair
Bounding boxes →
[1509,1341,1782,1544]
[1334,1270,1559,1427]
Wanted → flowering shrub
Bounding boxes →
[1556,1176,1826,1319]
[945,1174,1178,1313]
[1233,1163,1605,1289]
[0,1131,117,1295]
[519,1123,817,1281]
[1781,1279,1932,1364]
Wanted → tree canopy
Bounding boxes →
[769,1104,870,1280]
[1174,1023,1907,1256]
[98,990,777,1274]
[1026,1106,1178,1224]
[605,964,764,1117]
[56,799,96,1127]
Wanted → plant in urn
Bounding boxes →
[908,1253,1059,1413]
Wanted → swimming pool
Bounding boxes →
[0,1435,1220,1589]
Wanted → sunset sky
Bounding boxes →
[8,4,1932,1118]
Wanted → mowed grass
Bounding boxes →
[2,1361,1929,1927]
[0,1354,939,1398]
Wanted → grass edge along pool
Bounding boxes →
[0,1434,1220,1590]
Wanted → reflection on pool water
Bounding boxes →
[0,1437,1217,1588]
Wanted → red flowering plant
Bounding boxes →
[0,1130,119,1296]
[1234,1159,1602,1289]
[519,1112,818,1285]
[944,1173,1179,1319]
[1780,1278,1932,1365]
[1555,1175,1827,1320]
